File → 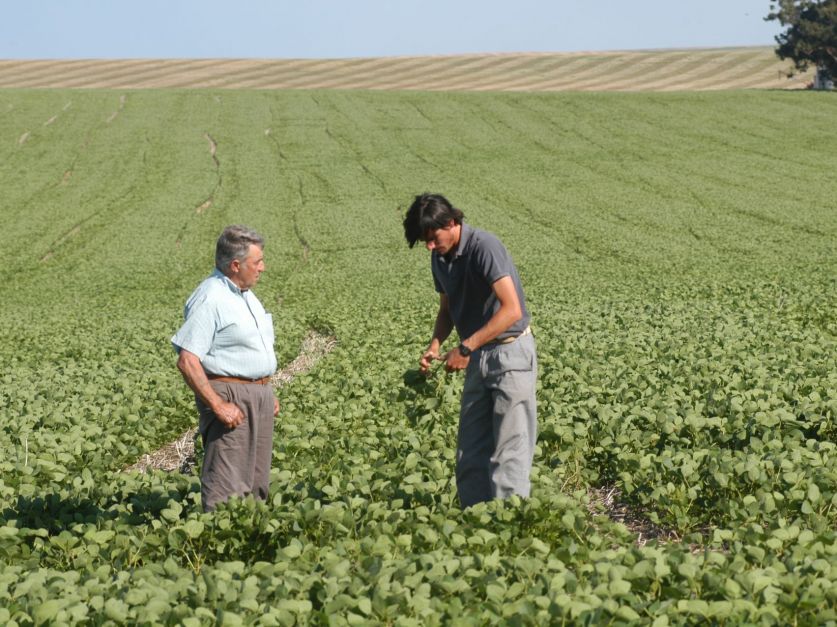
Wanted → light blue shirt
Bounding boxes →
[171,269,277,379]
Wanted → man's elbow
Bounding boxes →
[506,302,523,324]
[176,350,194,376]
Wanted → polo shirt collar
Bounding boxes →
[212,268,245,296]
[451,223,473,260]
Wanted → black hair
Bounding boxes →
[402,193,465,248]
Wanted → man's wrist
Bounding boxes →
[457,342,472,357]
[207,394,226,413]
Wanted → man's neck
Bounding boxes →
[445,223,462,260]
[220,270,248,293]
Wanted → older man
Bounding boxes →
[172,225,279,511]
[403,193,538,508]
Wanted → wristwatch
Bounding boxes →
[458,342,472,357]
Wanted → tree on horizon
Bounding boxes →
[766,0,837,85]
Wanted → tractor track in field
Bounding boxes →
[293,219,311,261]
[27,96,150,262]
[408,102,434,125]
[40,158,149,262]
[264,122,307,258]
[175,132,222,247]
[264,121,318,263]
[106,94,127,124]
[318,96,390,195]
[194,132,220,215]
[39,225,82,263]
[263,127,288,161]
[726,205,831,238]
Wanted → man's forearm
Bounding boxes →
[463,303,521,351]
[462,277,523,351]
[177,351,224,411]
[430,308,454,350]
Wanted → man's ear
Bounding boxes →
[229,259,240,273]
[447,219,456,229]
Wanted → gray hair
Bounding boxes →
[215,225,264,272]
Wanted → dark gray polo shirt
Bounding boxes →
[432,223,530,342]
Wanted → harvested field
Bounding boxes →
[0,47,812,92]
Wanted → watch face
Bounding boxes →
[459,343,471,356]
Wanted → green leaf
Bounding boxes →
[183,520,204,538]
[104,599,129,622]
[357,598,372,615]
[609,580,632,596]
[34,599,64,624]
[280,543,302,559]
[561,512,575,530]
[617,606,641,621]
[677,600,709,616]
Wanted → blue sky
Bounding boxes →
[1,1,781,59]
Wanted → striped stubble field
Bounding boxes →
[0,48,835,623]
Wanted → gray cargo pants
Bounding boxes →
[196,380,275,512]
[457,332,538,508]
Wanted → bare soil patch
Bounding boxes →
[587,485,681,547]
[205,133,217,162]
[588,485,719,553]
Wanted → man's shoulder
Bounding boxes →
[467,227,506,255]
[186,273,230,307]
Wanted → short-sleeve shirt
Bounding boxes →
[432,223,530,341]
[171,269,277,379]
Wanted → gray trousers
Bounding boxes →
[196,381,275,512]
[457,333,538,508]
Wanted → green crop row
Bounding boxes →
[0,88,835,623]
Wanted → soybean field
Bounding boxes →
[0,87,836,624]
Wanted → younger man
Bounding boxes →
[403,193,538,507]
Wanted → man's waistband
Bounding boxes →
[487,325,532,346]
[206,373,271,385]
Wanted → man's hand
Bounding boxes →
[443,347,470,372]
[213,400,245,428]
[419,348,442,375]
[178,350,244,427]
[273,397,280,417]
